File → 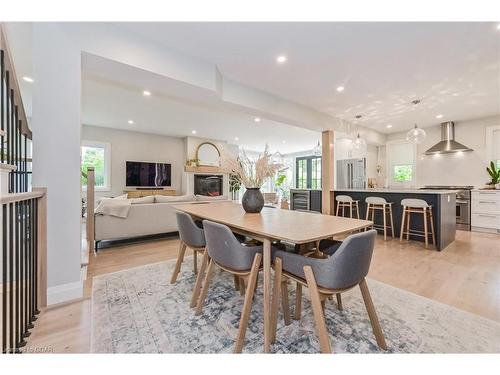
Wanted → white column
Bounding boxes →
[32,23,83,304]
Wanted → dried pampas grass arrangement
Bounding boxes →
[220,145,286,188]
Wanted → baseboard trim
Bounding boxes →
[47,281,83,305]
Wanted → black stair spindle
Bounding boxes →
[8,202,14,352]
[23,200,31,339]
[2,204,7,353]
[33,199,39,317]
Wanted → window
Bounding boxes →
[386,141,416,185]
[295,156,322,189]
[393,165,413,182]
[81,141,111,191]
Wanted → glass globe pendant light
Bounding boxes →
[352,133,366,150]
[406,123,427,144]
[313,141,321,156]
[406,99,427,144]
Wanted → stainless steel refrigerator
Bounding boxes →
[336,158,366,189]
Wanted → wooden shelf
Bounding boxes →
[184,165,224,174]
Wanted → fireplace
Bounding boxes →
[194,174,223,196]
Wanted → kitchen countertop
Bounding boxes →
[331,188,458,195]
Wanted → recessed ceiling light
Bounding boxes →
[276,55,287,64]
[22,76,34,83]
[254,117,261,123]
[128,120,134,124]
[497,23,500,30]
[336,86,345,92]
[191,130,197,134]
[234,137,239,141]
[282,140,286,144]
[436,114,444,119]
[143,90,151,96]
[386,124,393,128]
[452,93,459,97]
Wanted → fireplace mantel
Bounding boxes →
[184,165,224,174]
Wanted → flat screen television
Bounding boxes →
[126,161,171,187]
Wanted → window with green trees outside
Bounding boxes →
[393,165,413,182]
[81,145,107,188]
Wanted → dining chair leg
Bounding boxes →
[423,208,429,248]
[365,203,370,231]
[195,259,215,315]
[304,266,332,353]
[239,277,246,296]
[234,253,262,353]
[271,257,283,343]
[294,282,302,320]
[193,250,198,274]
[389,206,395,238]
[234,275,240,292]
[335,203,340,216]
[281,280,292,326]
[356,203,360,219]
[359,278,387,350]
[190,250,209,308]
[400,207,406,242]
[170,241,187,284]
[349,202,353,218]
[336,293,343,311]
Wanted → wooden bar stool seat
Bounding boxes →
[400,198,436,249]
[365,197,395,240]
[335,195,360,219]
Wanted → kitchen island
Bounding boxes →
[331,188,457,250]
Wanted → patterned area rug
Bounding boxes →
[91,258,500,353]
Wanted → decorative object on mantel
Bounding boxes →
[186,158,200,168]
[486,161,500,189]
[196,142,220,166]
[406,99,427,144]
[220,145,286,213]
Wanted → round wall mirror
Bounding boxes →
[196,142,221,166]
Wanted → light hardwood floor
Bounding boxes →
[25,230,500,353]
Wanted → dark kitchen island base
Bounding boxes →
[332,190,456,251]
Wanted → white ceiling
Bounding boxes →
[116,22,500,133]
[82,76,321,154]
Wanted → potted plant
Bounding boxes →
[229,172,242,200]
[486,161,500,189]
[186,158,200,168]
[220,145,286,213]
[275,173,290,209]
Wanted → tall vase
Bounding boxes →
[242,188,264,213]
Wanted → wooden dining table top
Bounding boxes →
[174,201,372,244]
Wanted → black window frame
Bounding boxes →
[295,155,322,189]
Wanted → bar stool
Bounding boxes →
[335,195,360,218]
[400,198,436,249]
[365,197,395,240]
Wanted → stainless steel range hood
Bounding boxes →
[424,122,473,155]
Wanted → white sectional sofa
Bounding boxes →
[94,194,229,250]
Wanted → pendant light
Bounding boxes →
[352,133,366,150]
[313,141,321,156]
[406,99,427,144]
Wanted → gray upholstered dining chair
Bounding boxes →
[170,211,207,286]
[272,229,387,353]
[194,220,290,353]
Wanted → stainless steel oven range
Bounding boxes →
[419,185,473,230]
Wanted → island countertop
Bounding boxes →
[330,188,458,195]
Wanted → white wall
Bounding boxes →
[32,24,83,304]
[82,125,185,198]
[386,115,500,188]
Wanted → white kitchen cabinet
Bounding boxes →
[471,190,500,233]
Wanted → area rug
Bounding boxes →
[91,258,500,353]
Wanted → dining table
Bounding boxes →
[174,201,373,353]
